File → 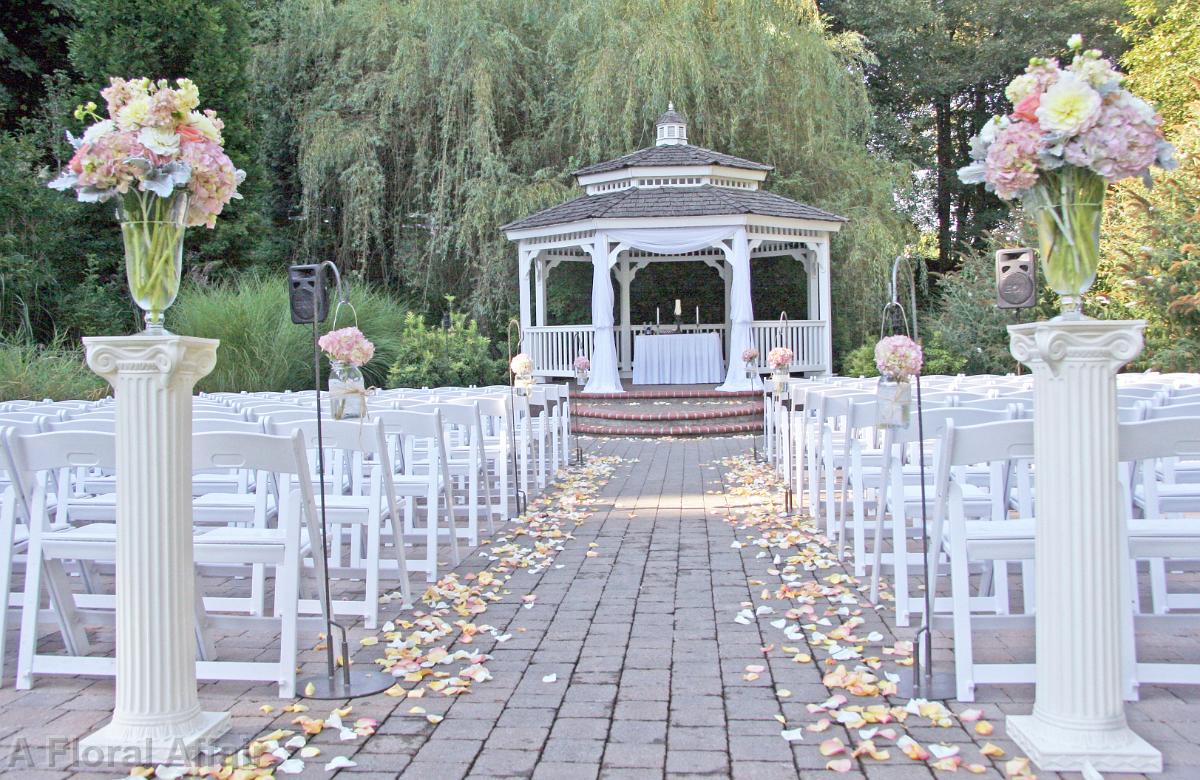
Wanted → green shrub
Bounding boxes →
[840,334,968,378]
[386,311,505,389]
[170,274,411,392]
[0,338,109,402]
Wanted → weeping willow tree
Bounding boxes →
[255,0,909,357]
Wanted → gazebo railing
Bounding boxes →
[747,320,827,373]
[525,325,596,378]
[527,319,829,377]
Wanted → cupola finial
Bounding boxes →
[655,103,687,146]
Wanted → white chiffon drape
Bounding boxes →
[583,231,624,393]
[581,225,760,393]
[716,228,761,392]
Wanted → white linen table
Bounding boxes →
[632,333,724,385]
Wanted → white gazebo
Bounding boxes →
[502,105,845,393]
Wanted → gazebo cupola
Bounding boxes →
[502,104,846,393]
[655,103,688,146]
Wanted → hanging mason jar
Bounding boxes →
[876,377,912,429]
[772,369,789,395]
[329,360,366,419]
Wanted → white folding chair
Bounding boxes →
[926,419,1036,701]
[268,418,410,626]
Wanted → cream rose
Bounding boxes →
[1035,72,1101,134]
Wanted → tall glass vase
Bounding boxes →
[117,192,189,335]
[1025,167,1105,318]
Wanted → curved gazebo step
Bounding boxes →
[571,420,760,437]
[571,388,760,400]
[573,401,763,422]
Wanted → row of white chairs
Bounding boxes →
[762,372,1200,701]
[0,381,576,697]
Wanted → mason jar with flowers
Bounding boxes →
[741,347,759,381]
[958,36,1176,317]
[318,327,374,419]
[767,347,793,394]
[875,335,923,428]
[573,355,590,387]
[48,77,245,334]
[511,353,534,395]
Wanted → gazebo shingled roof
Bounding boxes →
[502,184,846,231]
[572,144,774,176]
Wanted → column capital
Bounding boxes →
[1008,319,1145,377]
[83,335,219,390]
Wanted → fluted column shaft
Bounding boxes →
[1006,319,1160,773]
[79,335,229,765]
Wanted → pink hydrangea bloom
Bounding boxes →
[985,121,1042,200]
[179,137,242,228]
[1064,92,1163,182]
[318,327,375,366]
[70,130,152,193]
[741,347,759,363]
[874,335,923,380]
[573,356,590,371]
[767,347,793,370]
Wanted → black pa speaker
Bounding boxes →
[995,248,1037,309]
[288,264,331,324]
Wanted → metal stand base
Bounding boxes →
[897,670,956,700]
[297,669,393,700]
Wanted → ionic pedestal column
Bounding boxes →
[1006,319,1160,773]
[79,335,230,765]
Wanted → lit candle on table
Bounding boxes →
[695,306,700,325]
[674,299,682,317]
[656,307,660,325]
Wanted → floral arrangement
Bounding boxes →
[874,335,923,382]
[49,77,244,228]
[958,36,1174,199]
[957,37,1177,310]
[318,327,375,366]
[573,356,591,371]
[767,347,793,371]
[741,347,759,363]
[510,353,534,376]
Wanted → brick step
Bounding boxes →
[573,401,763,422]
[572,420,761,437]
[572,388,760,400]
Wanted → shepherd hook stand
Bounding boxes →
[297,261,390,699]
[506,319,528,519]
[883,256,955,701]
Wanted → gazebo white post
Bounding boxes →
[803,249,818,322]
[1006,319,1161,773]
[79,335,230,765]
[617,255,633,374]
[816,237,833,376]
[518,247,533,358]
[534,255,547,327]
[723,259,733,357]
